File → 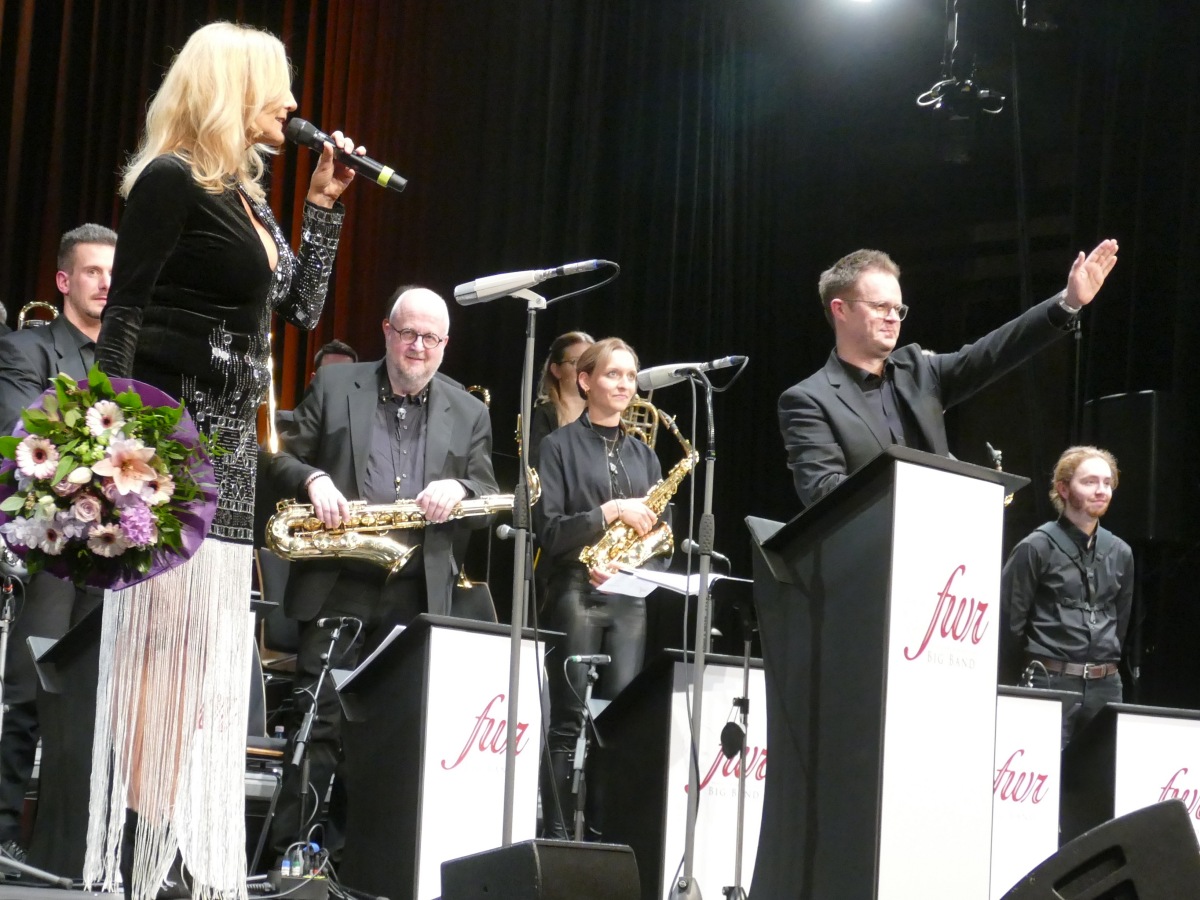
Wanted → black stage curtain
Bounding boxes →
[1,0,1196,692]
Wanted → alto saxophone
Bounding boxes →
[266,484,538,574]
[579,408,698,571]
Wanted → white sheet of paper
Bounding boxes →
[337,624,406,690]
[598,566,751,597]
[595,570,659,597]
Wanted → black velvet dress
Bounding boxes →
[85,154,344,900]
[95,153,343,542]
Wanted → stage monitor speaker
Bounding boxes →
[440,839,640,900]
[1082,391,1188,543]
[1000,799,1200,899]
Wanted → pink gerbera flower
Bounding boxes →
[37,520,69,555]
[15,436,59,480]
[87,523,129,558]
[91,439,157,495]
[85,400,125,438]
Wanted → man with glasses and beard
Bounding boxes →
[778,241,1119,508]
[266,285,497,857]
[1001,446,1134,746]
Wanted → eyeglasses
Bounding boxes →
[390,326,446,349]
[846,299,909,321]
[560,358,579,367]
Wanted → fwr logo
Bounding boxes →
[903,565,989,661]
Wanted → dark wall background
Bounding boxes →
[1,0,1196,701]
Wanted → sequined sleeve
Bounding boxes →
[276,201,345,330]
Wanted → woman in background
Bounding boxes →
[88,22,361,900]
[528,331,593,468]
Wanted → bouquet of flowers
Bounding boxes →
[0,367,216,589]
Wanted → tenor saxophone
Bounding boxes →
[266,487,537,574]
[579,408,698,571]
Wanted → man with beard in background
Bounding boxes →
[1001,446,1134,746]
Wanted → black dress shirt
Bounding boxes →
[837,357,925,450]
[1001,517,1135,664]
[363,374,428,503]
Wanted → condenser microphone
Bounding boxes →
[453,260,610,306]
[284,118,407,193]
[566,654,612,665]
[316,615,361,628]
[680,538,730,566]
[636,355,747,392]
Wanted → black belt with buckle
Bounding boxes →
[1031,657,1119,680]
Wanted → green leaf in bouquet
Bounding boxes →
[88,365,113,394]
[116,388,144,411]
[63,407,81,428]
[52,454,76,485]
[0,436,19,459]
[0,493,29,514]
[22,408,52,432]
[53,380,73,414]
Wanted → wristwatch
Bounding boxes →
[1057,294,1082,315]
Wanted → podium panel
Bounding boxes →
[878,462,1001,897]
[1114,708,1200,836]
[750,447,1017,900]
[339,615,543,900]
[1061,704,1200,843]
[990,689,1070,899]
[595,651,766,900]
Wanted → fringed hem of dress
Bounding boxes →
[83,538,253,900]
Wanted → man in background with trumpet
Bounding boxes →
[266,285,497,857]
[0,224,115,866]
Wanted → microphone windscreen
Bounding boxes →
[720,721,745,760]
[284,117,324,150]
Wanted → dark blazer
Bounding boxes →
[0,315,93,433]
[779,293,1073,508]
[268,361,498,621]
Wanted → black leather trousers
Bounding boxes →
[540,568,646,839]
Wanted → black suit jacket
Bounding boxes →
[779,293,1073,508]
[268,361,498,620]
[0,315,93,433]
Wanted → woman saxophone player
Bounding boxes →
[533,337,667,839]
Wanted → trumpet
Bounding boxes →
[17,301,58,329]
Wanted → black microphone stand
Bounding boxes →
[0,574,73,888]
[499,287,546,844]
[291,617,352,846]
[722,594,757,900]
[673,380,720,900]
[569,658,608,841]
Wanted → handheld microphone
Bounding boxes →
[316,615,360,628]
[680,538,730,566]
[284,118,407,193]
[453,260,609,306]
[495,524,516,541]
[636,355,747,392]
[567,654,612,665]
